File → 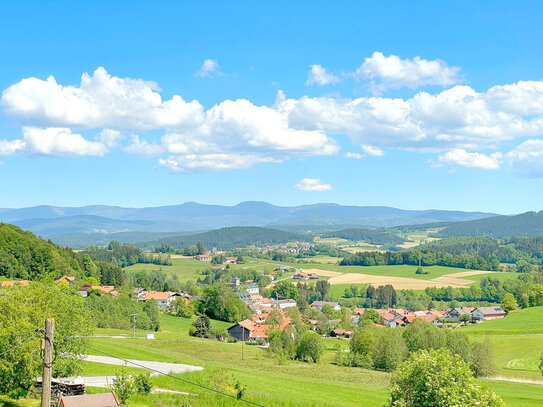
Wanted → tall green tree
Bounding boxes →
[0,283,93,398]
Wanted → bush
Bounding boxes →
[190,316,211,338]
[389,349,505,406]
[176,300,193,318]
[110,369,135,404]
[471,338,495,377]
[133,373,152,394]
[296,331,324,363]
[371,329,406,372]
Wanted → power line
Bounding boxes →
[84,345,265,407]
[0,332,39,358]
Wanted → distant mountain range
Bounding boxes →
[0,202,497,240]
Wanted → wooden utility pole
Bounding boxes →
[41,318,55,407]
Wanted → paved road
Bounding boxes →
[82,354,203,374]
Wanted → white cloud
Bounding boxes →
[96,129,123,148]
[344,152,363,159]
[283,81,543,152]
[506,139,543,178]
[0,127,108,157]
[1,67,204,131]
[355,52,461,93]
[306,65,340,86]
[295,178,332,191]
[435,149,502,170]
[195,59,222,78]
[126,98,339,172]
[362,145,384,156]
[0,139,25,155]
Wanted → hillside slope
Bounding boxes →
[0,223,82,280]
[436,211,543,238]
[147,226,310,250]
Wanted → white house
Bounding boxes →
[472,307,506,321]
[274,299,297,309]
[246,283,260,295]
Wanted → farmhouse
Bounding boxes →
[228,316,292,341]
[195,253,211,261]
[444,307,474,323]
[311,301,341,311]
[293,272,308,280]
[472,306,506,321]
[140,291,180,310]
[226,257,238,264]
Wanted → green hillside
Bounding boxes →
[0,223,82,280]
[464,306,543,335]
[146,226,310,250]
[436,211,543,238]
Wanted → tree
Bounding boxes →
[202,284,251,323]
[268,329,296,360]
[296,331,324,363]
[371,328,406,372]
[389,349,505,406]
[459,313,472,323]
[350,329,373,355]
[190,316,211,338]
[471,338,495,377]
[175,300,193,318]
[196,242,206,255]
[376,284,397,308]
[0,283,93,398]
[267,309,283,327]
[360,309,383,325]
[271,280,298,301]
[501,292,518,313]
[315,280,330,300]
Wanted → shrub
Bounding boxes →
[296,331,324,363]
[389,348,505,406]
[133,373,152,394]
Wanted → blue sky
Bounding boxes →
[1,1,543,213]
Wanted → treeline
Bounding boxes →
[419,236,543,266]
[339,249,500,270]
[320,228,405,246]
[149,226,309,250]
[0,223,82,280]
[336,319,494,378]
[86,292,160,331]
[82,240,171,267]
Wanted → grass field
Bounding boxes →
[5,311,543,406]
[462,307,543,383]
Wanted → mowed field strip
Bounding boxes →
[302,268,494,290]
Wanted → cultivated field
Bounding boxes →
[304,268,498,290]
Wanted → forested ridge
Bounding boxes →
[0,223,82,280]
[148,226,310,250]
[419,236,543,265]
[435,211,543,238]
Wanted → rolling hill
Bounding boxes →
[145,226,310,250]
[435,211,543,238]
[0,202,497,247]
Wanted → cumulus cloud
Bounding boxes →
[1,67,204,131]
[295,178,332,191]
[5,67,543,176]
[506,139,543,178]
[344,152,363,159]
[282,81,543,152]
[355,52,461,93]
[0,127,108,157]
[306,64,340,86]
[195,59,222,78]
[435,149,502,170]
